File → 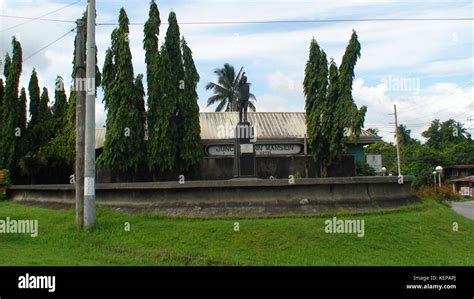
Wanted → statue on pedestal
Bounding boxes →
[238,73,250,124]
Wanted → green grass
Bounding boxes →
[0,198,473,266]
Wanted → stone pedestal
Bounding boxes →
[233,122,256,178]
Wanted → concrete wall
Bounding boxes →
[8,176,420,217]
[96,155,355,183]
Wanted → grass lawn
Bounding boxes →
[0,197,473,266]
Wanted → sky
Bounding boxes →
[0,0,473,143]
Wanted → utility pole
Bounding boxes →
[75,19,86,227]
[84,0,96,230]
[393,105,402,177]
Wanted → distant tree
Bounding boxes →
[422,119,470,149]
[206,63,256,112]
[52,76,68,131]
[396,124,418,146]
[36,87,54,148]
[365,128,379,136]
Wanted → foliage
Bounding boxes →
[397,124,419,146]
[422,119,471,150]
[0,37,23,178]
[143,0,162,172]
[0,169,10,200]
[98,8,147,172]
[205,63,257,112]
[367,119,474,189]
[147,11,203,173]
[177,38,203,171]
[417,185,463,202]
[304,31,366,176]
[355,160,376,176]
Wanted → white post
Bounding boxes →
[84,0,96,230]
[393,105,401,177]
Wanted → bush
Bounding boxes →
[355,161,376,176]
[0,169,11,200]
[417,184,463,202]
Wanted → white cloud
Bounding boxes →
[267,71,302,97]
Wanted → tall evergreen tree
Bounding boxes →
[3,54,11,78]
[143,0,161,165]
[177,37,203,171]
[303,39,329,175]
[18,87,27,131]
[304,31,367,177]
[28,69,41,129]
[327,60,343,164]
[143,0,161,93]
[147,12,183,172]
[98,8,146,172]
[338,30,367,138]
[52,76,68,131]
[39,87,53,137]
[0,78,4,130]
[0,37,22,174]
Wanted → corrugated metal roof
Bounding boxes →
[451,176,474,183]
[200,112,306,140]
[95,112,381,149]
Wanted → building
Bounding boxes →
[451,176,474,197]
[95,112,382,180]
[444,164,474,180]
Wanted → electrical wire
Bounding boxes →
[0,1,81,33]
[0,14,473,26]
[23,28,76,62]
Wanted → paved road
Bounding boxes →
[451,201,474,220]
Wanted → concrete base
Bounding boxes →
[8,176,421,217]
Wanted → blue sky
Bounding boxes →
[1,0,473,142]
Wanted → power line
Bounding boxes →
[0,14,473,26]
[23,28,76,62]
[99,17,474,26]
[0,1,81,33]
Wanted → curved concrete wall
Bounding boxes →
[8,176,420,217]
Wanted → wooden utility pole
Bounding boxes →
[84,0,96,230]
[75,18,85,227]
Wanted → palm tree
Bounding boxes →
[206,63,256,112]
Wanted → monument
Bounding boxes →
[233,73,256,177]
